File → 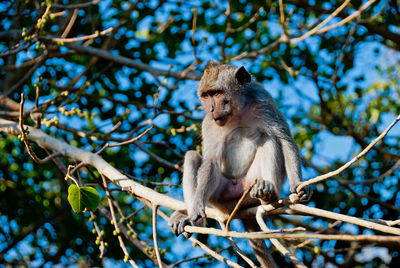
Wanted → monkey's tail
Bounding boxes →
[242,218,279,268]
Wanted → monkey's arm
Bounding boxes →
[187,159,219,222]
[280,137,313,201]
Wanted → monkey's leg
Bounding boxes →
[249,137,283,203]
[242,218,278,268]
[169,150,203,236]
[189,159,220,222]
[182,150,202,211]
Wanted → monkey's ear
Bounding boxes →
[205,60,219,71]
[235,66,251,86]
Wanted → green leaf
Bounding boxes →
[67,184,100,213]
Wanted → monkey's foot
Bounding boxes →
[291,184,313,202]
[249,179,277,203]
[168,211,205,237]
[168,211,188,236]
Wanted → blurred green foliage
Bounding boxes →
[0,0,399,267]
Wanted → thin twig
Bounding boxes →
[170,249,231,268]
[134,141,183,172]
[61,8,79,38]
[97,203,165,267]
[315,0,378,35]
[218,221,257,268]
[256,207,307,268]
[90,211,105,258]
[183,225,400,242]
[19,93,62,163]
[102,174,138,268]
[290,0,351,43]
[279,0,285,26]
[191,7,199,61]
[221,0,232,61]
[297,114,400,192]
[0,53,45,70]
[292,221,341,250]
[5,51,48,96]
[226,180,256,231]
[288,203,400,236]
[44,27,114,43]
[108,124,153,148]
[34,84,41,128]
[185,225,306,239]
[139,197,243,268]
[63,43,202,80]
[64,165,80,186]
[342,159,400,185]
[229,7,264,33]
[52,0,101,9]
[0,40,35,57]
[36,4,52,30]
[152,204,163,268]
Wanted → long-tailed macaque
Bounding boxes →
[169,61,312,267]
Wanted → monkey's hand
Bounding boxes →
[168,210,206,237]
[290,183,313,202]
[169,211,184,236]
[169,212,190,237]
[249,179,278,203]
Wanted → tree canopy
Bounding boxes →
[0,0,400,267]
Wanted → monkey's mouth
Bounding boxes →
[214,116,228,126]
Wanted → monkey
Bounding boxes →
[169,61,312,267]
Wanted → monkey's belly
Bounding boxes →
[220,179,251,200]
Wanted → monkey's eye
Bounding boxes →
[223,99,229,105]
[213,90,223,96]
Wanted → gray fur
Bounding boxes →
[169,62,312,267]
[221,127,263,179]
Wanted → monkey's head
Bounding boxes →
[198,61,251,126]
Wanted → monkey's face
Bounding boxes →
[198,62,251,126]
[200,89,233,126]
